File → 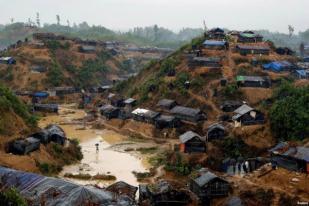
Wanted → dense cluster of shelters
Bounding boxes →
[8,125,66,155]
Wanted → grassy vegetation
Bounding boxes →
[0,84,37,133]
[221,82,242,98]
[46,63,64,86]
[37,162,63,175]
[136,147,158,154]
[38,139,83,175]
[132,169,155,181]
[157,57,179,77]
[0,188,27,206]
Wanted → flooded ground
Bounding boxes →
[39,104,149,187]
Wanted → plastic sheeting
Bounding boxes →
[0,166,136,206]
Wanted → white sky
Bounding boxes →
[0,0,308,33]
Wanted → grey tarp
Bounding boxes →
[0,166,136,206]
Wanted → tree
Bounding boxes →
[288,25,294,38]
[56,14,60,25]
[153,24,159,41]
[36,12,40,27]
[270,83,309,140]
[300,42,305,57]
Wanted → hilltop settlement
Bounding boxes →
[0,28,308,206]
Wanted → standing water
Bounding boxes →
[39,105,149,187]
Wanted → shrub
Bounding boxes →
[158,58,179,77]
[46,40,62,50]
[47,65,64,86]
[222,83,241,98]
[37,162,62,175]
[174,72,190,95]
[0,85,38,128]
[0,188,27,206]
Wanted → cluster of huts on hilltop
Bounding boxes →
[32,32,123,48]
[188,27,309,84]
[7,125,66,155]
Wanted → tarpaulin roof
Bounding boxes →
[33,92,49,98]
[132,108,160,119]
[193,57,221,63]
[263,61,293,72]
[236,75,267,82]
[269,143,309,162]
[179,131,204,143]
[232,104,255,121]
[170,106,201,117]
[236,45,270,51]
[0,166,136,206]
[157,99,176,107]
[0,57,14,61]
[192,171,227,187]
[239,32,262,38]
[100,104,119,113]
[295,70,309,77]
[124,98,136,104]
[34,103,58,110]
[203,40,227,47]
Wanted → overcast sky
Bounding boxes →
[0,0,308,33]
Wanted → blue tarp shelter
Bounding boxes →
[295,70,309,79]
[263,61,294,72]
[33,91,49,98]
